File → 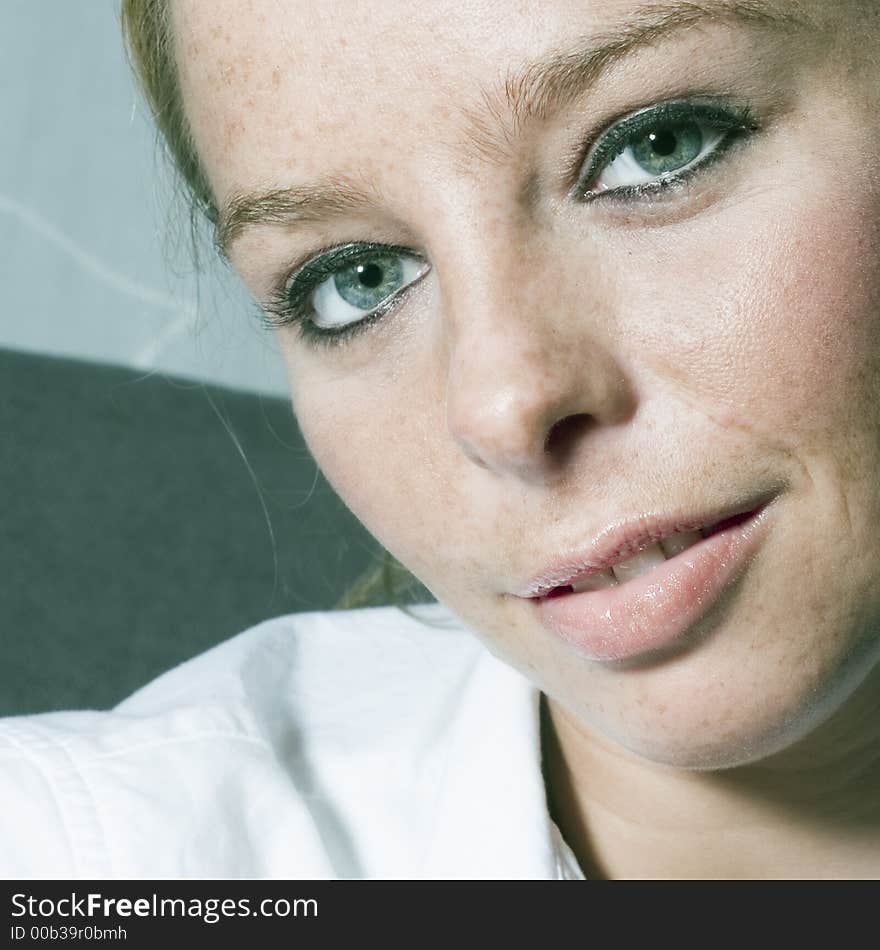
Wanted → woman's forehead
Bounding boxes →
[171,0,823,208]
[172,0,593,169]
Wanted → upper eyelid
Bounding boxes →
[284,241,424,289]
[283,242,370,296]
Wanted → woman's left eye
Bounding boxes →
[577,101,757,199]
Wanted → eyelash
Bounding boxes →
[262,98,760,348]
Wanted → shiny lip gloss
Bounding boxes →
[530,500,777,663]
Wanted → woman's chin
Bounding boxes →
[562,641,880,774]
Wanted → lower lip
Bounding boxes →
[531,502,776,663]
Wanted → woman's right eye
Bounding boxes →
[263,244,430,346]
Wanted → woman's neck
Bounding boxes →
[540,667,880,880]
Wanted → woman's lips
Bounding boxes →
[529,501,776,663]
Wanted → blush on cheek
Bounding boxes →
[650,182,880,442]
[756,193,880,426]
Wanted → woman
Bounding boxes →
[2,0,879,879]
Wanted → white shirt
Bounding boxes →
[0,603,585,879]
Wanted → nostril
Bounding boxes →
[544,414,592,458]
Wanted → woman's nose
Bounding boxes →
[444,280,634,485]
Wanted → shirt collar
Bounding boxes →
[417,646,585,880]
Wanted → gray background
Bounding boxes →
[1,0,290,397]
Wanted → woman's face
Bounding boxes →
[173,0,880,768]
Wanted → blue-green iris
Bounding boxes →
[333,255,404,310]
[630,123,704,176]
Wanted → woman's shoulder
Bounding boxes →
[118,601,482,716]
[0,603,492,878]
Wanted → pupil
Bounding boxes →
[649,128,678,156]
[358,263,384,288]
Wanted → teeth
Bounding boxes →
[611,542,667,583]
[564,530,708,595]
[660,530,703,557]
[571,569,618,593]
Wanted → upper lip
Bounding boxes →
[516,490,779,599]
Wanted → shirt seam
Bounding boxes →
[1,729,270,762]
[1,727,99,877]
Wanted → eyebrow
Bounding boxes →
[215,0,807,257]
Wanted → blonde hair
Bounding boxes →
[120,0,215,220]
[120,0,425,610]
